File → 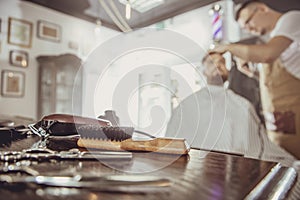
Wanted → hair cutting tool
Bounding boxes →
[0,148,132,163]
[28,114,112,138]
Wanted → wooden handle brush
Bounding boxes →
[120,138,189,155]
[77,125,190,155]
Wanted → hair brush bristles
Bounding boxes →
[78,125,134,142]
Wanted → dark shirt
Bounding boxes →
[228,61,264,123]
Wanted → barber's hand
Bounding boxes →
[235,57,254,78]
[209,44,230,54]
[265,111,296,134]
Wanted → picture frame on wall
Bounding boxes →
[37,20,61,42]
[9,50,29,68]
[1,70,25,97]
[7,17,33,48]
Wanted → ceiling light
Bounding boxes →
[119,0,164,13]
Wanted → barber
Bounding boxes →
[210,0,300,158]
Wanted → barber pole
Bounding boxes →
[209,4,223,43]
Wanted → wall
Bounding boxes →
[0,0,117,120]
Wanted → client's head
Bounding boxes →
[202,53,229,86]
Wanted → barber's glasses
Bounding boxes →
[243,8,258,27]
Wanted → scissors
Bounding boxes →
[0,148,132,163]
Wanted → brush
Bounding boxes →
[77,125,190,155]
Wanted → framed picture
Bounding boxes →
[9,50,29,68]
[1,70,25,97]
[37,20,61,42]
[7,17,33,48]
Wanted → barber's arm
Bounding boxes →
[210,36,292,63]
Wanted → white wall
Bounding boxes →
[0,0,117,120]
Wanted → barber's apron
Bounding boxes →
[260,59,300,159]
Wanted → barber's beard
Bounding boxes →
[253,28,266,36]
[206,67,228,85]
[259,28,267,35]
[207,75,225,86]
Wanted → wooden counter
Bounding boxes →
[0,136,298,200]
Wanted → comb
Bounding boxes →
[77,125,190,155]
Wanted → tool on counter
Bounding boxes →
[0,174,171,192]
[0,148,132,163]
[28,114,189,155]
[77,125,190,155]
[28,114,112,138]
